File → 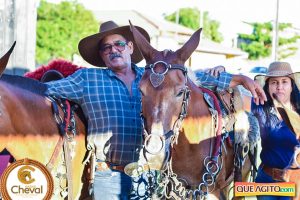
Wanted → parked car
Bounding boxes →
[242,66,267,80]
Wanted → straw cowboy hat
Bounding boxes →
[254,61,300,89]
[78,21,150,67]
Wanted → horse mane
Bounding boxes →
[0,74,47,96]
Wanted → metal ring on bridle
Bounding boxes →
[202,172,214,186]
[205,160,220,175]
[144,134,165,155]
[198,182,209,193]
[150,61,170,75]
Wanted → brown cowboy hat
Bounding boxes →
[254,61,300,89]
[78,21,150,67]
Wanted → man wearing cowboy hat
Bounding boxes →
[45,20,266,199]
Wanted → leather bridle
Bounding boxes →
[141,61,190,156]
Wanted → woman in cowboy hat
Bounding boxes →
[252,61,300,200]
[44,20,266,200]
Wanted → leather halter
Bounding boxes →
[142,61,190,155]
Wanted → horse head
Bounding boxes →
[129,22,257,199]
[0,41,16,75]
[130,21,205,170]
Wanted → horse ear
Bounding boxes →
[129,20,156,63]
[175,28,202,63]
[0,41,16,75]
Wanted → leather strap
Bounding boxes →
[46,136,64,171]
[64,139,73,200]
[262,165,285,181]
[96,162,125,172]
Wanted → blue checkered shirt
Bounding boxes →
[45,64,232,165]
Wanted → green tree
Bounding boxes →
[36,0,99,64]
[238,22,300,60]
[165,8,223,42]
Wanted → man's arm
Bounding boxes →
[204,65,225,77]
[45,69,85,104]
[229,74,266,105]
[195,69,266,105]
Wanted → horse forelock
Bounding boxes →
[0,74,47,96]
[163,49,171,57]
[160,49,185,65]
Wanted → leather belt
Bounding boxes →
[262,165,286,181]
[96,161,125,172]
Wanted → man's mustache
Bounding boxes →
[109,53,122,60]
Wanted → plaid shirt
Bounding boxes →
[195,71,232,92]
[45,65,232,165]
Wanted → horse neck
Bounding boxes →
[186,80,210,118]
[178,80,213,143]
[171,80,216,187]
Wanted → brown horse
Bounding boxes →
[128,23,258,199]
[0,43,90,200]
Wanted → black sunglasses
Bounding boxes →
[100,40,128,55]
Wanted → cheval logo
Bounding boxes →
[18,166,36,184]
[0,158,54,200]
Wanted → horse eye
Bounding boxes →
[139,88,145,96]
[176,90,184,97]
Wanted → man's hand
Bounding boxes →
[230,74,267,105]
[205,65,226,77]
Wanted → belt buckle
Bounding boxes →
[97,162,109,171]
[111,165,117,170]
[272,168,284,181]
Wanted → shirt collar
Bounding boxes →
[106,63,143,79]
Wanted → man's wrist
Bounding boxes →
[230,74,243,87]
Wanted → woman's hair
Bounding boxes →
[262,77,300,119]
[291,79,300,113]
